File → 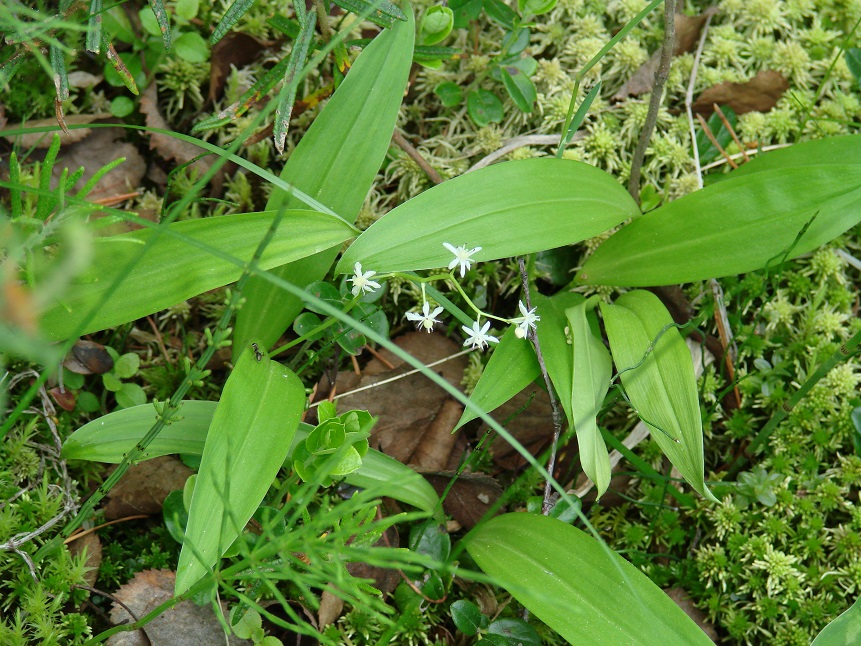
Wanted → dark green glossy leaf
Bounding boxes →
[467,88,504,126]
[434,81,463,107]
[500,65,536,112]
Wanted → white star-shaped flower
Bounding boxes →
[348,262,380,296]
[443,242,482,277]
[512,300,540,339]
[406,301,444,332]
[462,319,499,351]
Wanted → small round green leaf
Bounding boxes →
[174,31,210,63]
[434,81,463,107]
[467,89,504,127]
[162,490,188,544]
[116,382,146,408]
[110,96,135,118]
[114,353,140,379]
[175,0,200,21]
[102,373,122,392]
[487,618,540,644]
[450,599,485,636]
[420,6,454,45]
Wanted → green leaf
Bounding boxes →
[234,4,415,359]
[518,0,557,16]
[332,0,407,28]
[600,291,716,502]
[434,81,463,107]
[455,325,540,430]
[116,382,146,408]
[61,401,440,514]
[467,89,504,126]
[499,65,536,113]
[566,300,611,498]
[532,291,583,425]
[465,514,713,644]
[812,595,861,645]
[175,346,305,594]
[209,0,255,44]
[419,6,454,46]
[845,48,861,84]
[175,0,200,21]
[450,0,482,27]
[336,158,639,275]
[563,80,600,147]
[38,210,353,341]
[114,353,140,379]
[577,136,861,286]
[146,0,172,50]
[482,0,517,29]
[450,599,485,636]
[487,618,540,645]
[274,10,316,154]
[174,31,209,63]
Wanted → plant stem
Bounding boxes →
[627,0,676,199]
[517,257,564,514]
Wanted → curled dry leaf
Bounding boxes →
[692,70,789,117]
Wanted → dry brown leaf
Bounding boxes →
[210,33,269,102]
[409,399,463,471]
[344,526,401,594]
[324,332,468,465]
[487,386,554,470]
[692,70,789,117]
[107,569,252,646]
[67,531,102,587]
[49,386,76,411]
[423,472,504,529]
[102,456,193,519]
[140,84,215,180]
[51,126,146,204]
[64,339,114,374]
[614,8,719,100]
[3,113,112,148]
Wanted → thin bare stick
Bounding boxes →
[696,113,738,169]
[392,130,444,185]
[713,103,749,163]
[701,143,790,170]
[516,258,565,515]
[307,350,472,407]
[627,0,677,199]
[685,9,714,189]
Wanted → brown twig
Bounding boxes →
[517,258,565,515]
[627,0,677,200]
[713,103,749,163]
[695,113,737,169]
[392,130,444,185]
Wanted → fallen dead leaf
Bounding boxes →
[614,8,719,100]
[140,84,216,181]
[210,33,269,102]
[3,113,112,148]
[487,386,554,471]
[107,569,252,646]
[102,456,193,519]
[67,531,102,587]
[324,332,468,465]
[423,472,504,529]
[344,526,401,594]
[51,126,146,204]
[64,339,114,374]
[692,70,789,117]
[49,386,76,411]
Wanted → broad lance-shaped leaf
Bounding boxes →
[533,290,586,426]
[465,513,714,645]
[455,325,540,430]
[577,135,861,286]
[233,5,415,361]
[175,345,305,595]
[38,210,354,341]
[337,158,639,275]
[600,291,717,502]
[61,400,440,514]
[566,299,611,498]
[812,594,861,645]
